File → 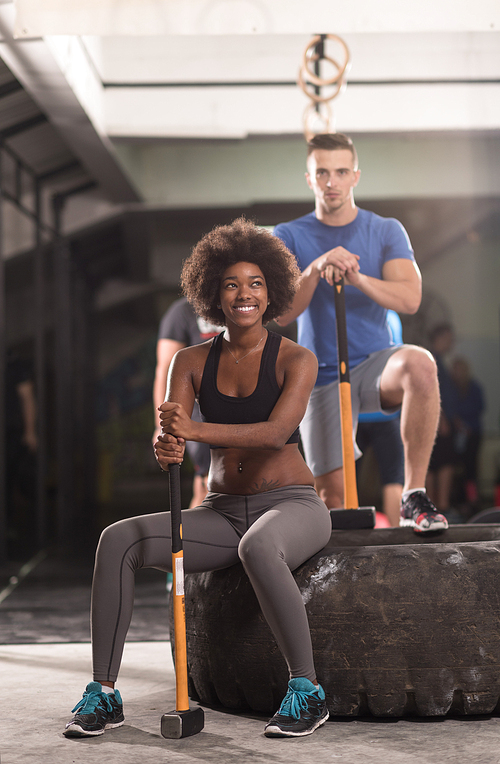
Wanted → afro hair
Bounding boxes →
[181,217,300,326]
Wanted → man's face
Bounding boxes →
[305,149,360,214]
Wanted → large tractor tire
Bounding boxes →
[173,526,500,717]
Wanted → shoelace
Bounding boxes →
[408,492,437,515]
[278,687,317,720]
[71,690,114,715]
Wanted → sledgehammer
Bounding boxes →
[330,277,376,530]
[161,462,204,738]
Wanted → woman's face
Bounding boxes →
[219,261,268,329]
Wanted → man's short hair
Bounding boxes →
[306,133,358,169]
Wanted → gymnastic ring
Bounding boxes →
[298,59,346,102]
[303,102,334,140]
[302,34,350,87]
[302,51,348,90]
[301,34,350,88]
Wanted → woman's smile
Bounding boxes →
[220,261,268,325]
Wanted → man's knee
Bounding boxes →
[383,346,438,398]
[407,346,436,374]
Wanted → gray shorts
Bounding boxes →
[300,346,402,478]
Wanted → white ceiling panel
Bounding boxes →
[104,82,500,138]
[90,32,500,84]
[13,0,500,37]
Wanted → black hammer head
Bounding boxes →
[161,706,205,739]
[330,507,376,530]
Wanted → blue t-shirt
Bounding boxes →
[274,208,415,386]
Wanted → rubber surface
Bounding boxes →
[177,526,500,717]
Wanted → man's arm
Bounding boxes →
[152,339,185,442]
[275,246,360,325]
[348,257,422,314]
[277,248,421,325]
[275,262,322,326]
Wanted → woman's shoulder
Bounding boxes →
[275,334,318,368]
[173,335,219,368]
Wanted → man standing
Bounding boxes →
[274,133,446,533]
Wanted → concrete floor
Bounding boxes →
[3,640,500,764]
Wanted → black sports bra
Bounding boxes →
[198,330,300,447]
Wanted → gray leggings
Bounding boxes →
[91,484,331,684]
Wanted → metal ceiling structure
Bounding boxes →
[0,20,140,560]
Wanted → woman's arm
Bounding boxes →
[153,346,199,469]
[152,338,185,444]
[158,342,318,453]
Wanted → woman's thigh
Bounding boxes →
[238,488,331,573]
[97,506,242,574]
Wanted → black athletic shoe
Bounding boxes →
[264,677,329,737]
[400,491,449,534]
[64,682,124,737]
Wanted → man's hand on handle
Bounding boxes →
[315,246,361,287]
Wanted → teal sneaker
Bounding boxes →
[64,682,124,737]
[264,677,329,737]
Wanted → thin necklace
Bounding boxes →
[224,331,266,364]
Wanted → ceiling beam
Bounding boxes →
[0,4,141,203]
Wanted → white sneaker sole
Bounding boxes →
[400,517,448,533]
[264,709,329,737]
[63,719,124,737]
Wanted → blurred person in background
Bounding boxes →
[426,323,458,518]
[450,355,485,508]
[5,349,37,557]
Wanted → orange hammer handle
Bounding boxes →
[333,278,359,510]
[172,549,190,712]
[339,380,359,509]
[169,463,190,712]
